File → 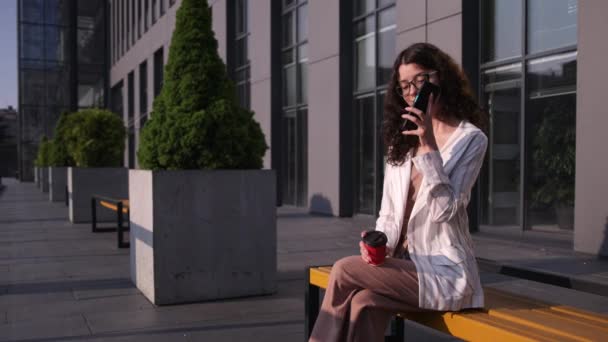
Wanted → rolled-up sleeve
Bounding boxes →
[412,133,488,223]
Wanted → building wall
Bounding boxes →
[574,0,608,256]
[396,0,462,64]
[307,0,341,215]
[109,0,181,168]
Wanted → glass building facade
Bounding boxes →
[280,0,308,207]
[352,0,395,215]
[479,0,578,231]
[17,0,108,180]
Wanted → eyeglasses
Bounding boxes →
[395,70,438,97]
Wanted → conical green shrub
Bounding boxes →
[138,0,267,170]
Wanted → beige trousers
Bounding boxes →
[309,255,427,342]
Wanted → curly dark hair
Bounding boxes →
[383,43,487,166]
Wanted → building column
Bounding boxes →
[307,0,341,215]
[574,0,608,256]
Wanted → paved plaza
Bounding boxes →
[1,178,608,341]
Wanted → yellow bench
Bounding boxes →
[91,195,130,248]
[306,266,608,341]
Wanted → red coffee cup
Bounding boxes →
[362,230,388,266]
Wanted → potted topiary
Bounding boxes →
[131,0,275,305]
[532,102,576,229]
[35,136,52,193]
[47,112,75,203]
[65,108,127,223]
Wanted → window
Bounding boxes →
[352,0,395,215]
[234,0,250,109]
[128,129,135,168]
[139,61,148,115]
[111,81,124,117]
[479,0,578,231]
[138,0,142,37]
[152,0,157,23]
[128,71,134,122]
[144,0,149,31]
[280,0,308,207]
[154,47,164,97]
[126,0,130,49]
[527,0,577,54]
[482,0,522,63]
[132,0,137,44]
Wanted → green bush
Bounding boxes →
[48,112,75,167]
[66,109,126,168]
[35,136,52,167]
[138,0,267,170]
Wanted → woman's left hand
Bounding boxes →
[401,93,439,154]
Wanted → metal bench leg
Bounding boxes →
[91,197,97,233]
[385,317,404,342]
[305,267,320,341]
[117,202,124,248]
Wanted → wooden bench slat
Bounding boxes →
[308,266,608,342]
[99,200,129,214]
[485,288,608,331]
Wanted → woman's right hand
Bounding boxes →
[359,231,373,264]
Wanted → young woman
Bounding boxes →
[309,43,488,342]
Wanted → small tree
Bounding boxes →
[48,112,75,167]
[35,136,52,167]
[66,109,126,168]
[138,0,267,170]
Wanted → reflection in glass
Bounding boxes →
[528,0,577,54]
[236,0,247,35]
[482,0,522,62]
[77,78,104,108]
[140,61,148,115]
[282,110,308,206]
[283,65,296,106]
[21,24,44,60]
[355,35,375,91]
[20,0,43,23]
[283,11,294,48]
[298,63,307,104]
[45,26,69,62]
[526,53,576,230]
[297,5,307,42]
[45,0,70,26]
[377,7,395,86]
[354,0,375,17]
[480,63,522,226]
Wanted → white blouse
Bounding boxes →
[375,120,488,311]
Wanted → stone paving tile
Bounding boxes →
[0,315,91,342]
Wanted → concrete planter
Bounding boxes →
[129,169,277,305]
[49,167,68,202]
[40,168,49,193]
[68,167,128,223]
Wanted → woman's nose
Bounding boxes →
[407,84,418,98]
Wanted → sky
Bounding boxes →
[0,1,17,109]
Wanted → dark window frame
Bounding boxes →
[139,60,148,116]
[478,0,578,231]
[350,1,396,216]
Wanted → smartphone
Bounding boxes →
[400,81,440,131]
